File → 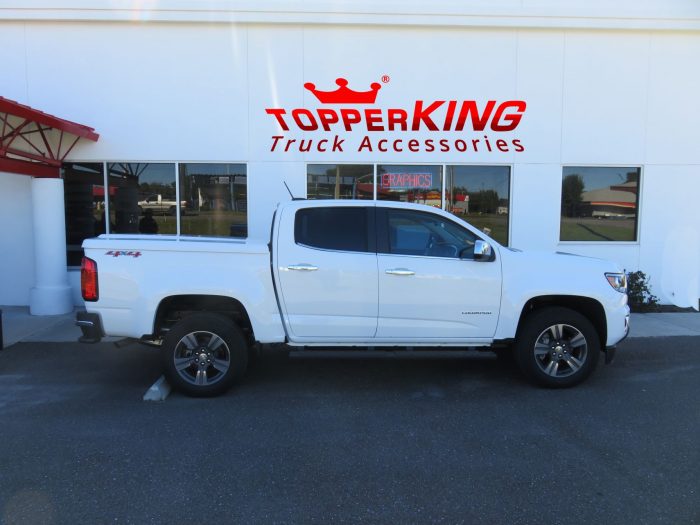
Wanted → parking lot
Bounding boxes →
[1,336,699,524]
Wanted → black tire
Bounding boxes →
[515,307,600,388]
[162,313,248,397]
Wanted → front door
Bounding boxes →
[376,207,501,341]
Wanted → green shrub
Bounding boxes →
[626,271,659,312]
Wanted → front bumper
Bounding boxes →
[76,311,103,343]
[604,311,630,364]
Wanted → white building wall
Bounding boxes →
[0,173,35,305]
[0,2,698,307]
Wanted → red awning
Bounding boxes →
[0,96,99,178]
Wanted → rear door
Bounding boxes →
[275,204,378,340]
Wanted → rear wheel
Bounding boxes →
[515,307,600,388]
[162,313,248,397]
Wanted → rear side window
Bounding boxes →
[295,207,370,253]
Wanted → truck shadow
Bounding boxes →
[240,347,528,396]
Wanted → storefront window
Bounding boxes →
[107,163,177,235]
[376,165,442,207]
[179,163,247,237]
[63,162,106,266]
[307,164,373,199]
[445,165,510,246]
[560,167,640,242]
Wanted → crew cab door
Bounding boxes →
[376,207,501,340]
[274,204,378,340]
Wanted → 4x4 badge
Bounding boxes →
[105,250,141,258]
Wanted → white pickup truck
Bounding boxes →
[77,200,630,396]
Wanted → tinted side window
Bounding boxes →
[385,210,477,259]
[295,207,370,253]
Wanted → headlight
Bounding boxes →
[605,272,627,293]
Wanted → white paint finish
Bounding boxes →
[82,236,286,341]
[245,161,305,241]
[0,173,35,306]
[638,165,700,307]
[247,26,304,162]
[24,22,248,161]
[508,164,562,251]
[561,31,650,164]
[496,247,629,345]
[554,243,641,278]
[376,254,501,338]
[273,202,378,338]
[0,19,697,309]
[1,1,699,30]
[299,26,518,165]
[83,199,631,348]
[514,31,565,164]
[645,33,700,165]
[0,22,28,102]
[29,178,72,315]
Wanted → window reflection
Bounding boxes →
[63,162,106,266]
[108,163,177,234]
[307,164,373,199]
[376,165,442,207]
[560,167,640,242]
[386,210,477,259]
[446,165,510,246]
[179,163,247,237]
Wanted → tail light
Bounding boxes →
[81,257,99,302]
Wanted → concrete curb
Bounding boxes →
[143,376,171,401]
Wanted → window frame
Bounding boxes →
[178,161,248,240]
[294,205,377,254]
[375,163,444,208]
[305,162,375,201]
[306,162,513,246]
[63,160,249,267]
[106,161,179,236]
[444,164,513,247]
[558,164,643,245]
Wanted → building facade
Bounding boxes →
[1,1,699,313]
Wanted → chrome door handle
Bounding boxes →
[385,268,415,276]
[287,264,318,271]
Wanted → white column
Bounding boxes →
[29,177,73,315]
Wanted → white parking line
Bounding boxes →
[143,375,171,401]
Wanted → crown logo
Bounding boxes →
[304,78,382,104]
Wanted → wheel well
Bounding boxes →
[153,295,254,342]
[517,295,607,347]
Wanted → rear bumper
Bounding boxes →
[76,311,103,343]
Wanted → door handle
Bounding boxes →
[385,268,415,276]
[287,264,318,271]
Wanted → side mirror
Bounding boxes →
[474,240,492,261]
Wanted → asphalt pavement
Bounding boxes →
[0,337,699,524]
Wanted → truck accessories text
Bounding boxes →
[265,77,527,155]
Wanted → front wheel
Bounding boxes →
[162,313,248,397]
[515,307,600,388]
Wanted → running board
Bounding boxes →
[288,348,492,359]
